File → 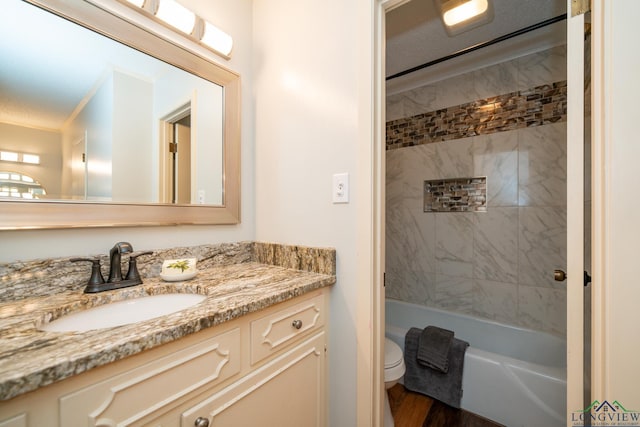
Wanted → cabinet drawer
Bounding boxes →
[250,293,324,365]
[182,332,326,427]
[59,327,241,426]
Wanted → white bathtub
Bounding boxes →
[385,299,566,427]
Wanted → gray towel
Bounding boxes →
[417,325,454,373]
[404,327,469,408]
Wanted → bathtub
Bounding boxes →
[385,299,566,427]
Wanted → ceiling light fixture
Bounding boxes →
[435,0,494,36]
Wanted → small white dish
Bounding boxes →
[160,258,198,282]
[160,271,198,282]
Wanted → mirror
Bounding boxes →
[0,0,240,228]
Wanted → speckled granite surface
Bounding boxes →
[0,242,336,401]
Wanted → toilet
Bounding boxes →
[384,337,405,427]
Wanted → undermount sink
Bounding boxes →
[40,294,206,332]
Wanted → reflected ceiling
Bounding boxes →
[0,1,168,130]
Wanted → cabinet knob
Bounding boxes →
[195,417,210,427]
[292,319,303,329]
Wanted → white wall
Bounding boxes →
[0,0,254,262]
[74,74,114,200]
[112,70,153,202]
[252,0,373,424]
[0,122,62,198]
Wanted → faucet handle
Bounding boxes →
[70,257,105,291]
[125,251,154,282]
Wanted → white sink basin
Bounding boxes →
[40,294,206,332]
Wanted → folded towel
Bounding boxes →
[417,325,454,373]
[404,327,469,408]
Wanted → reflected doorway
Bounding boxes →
[160,104,192,204]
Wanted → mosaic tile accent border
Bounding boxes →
[387,80,567,151]
[424,177,487,212]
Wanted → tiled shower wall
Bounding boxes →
[385,46,568,336]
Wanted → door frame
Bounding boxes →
[158,103,191,204]
[370,0,589,424]
[363,1,412,426]
[566,0,587,417]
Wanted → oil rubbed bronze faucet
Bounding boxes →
[71,242,153,293]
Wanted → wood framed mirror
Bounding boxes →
[0,0,240,229]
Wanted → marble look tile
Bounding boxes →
[434,138,473,179]
[435,214,474,278]
[518,285,567,335]
[435,274,473,315]
[472,59,519,100]
[386,207,437,292]
[472,279,518,324]
[518,122,567,207]
[473,208,518,283]
[435,73,478,110]
[386,92,407,122]
[385,270,435,306]
[518,206,567,288]
[517,45,567,91]
[387,143,439,209]
[388,84,440,120]
[473,131,518,206]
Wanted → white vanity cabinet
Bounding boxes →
[0,289,328,427]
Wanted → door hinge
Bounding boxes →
[169,142,178,153]
[572,0,590,17]
[82,153,86,163]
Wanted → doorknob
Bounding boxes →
[554,269,592,287]
[554,269,567,282]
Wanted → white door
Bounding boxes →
[566,0,590,419]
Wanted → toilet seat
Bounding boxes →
[384,338,405,384]
[384,338,403,369]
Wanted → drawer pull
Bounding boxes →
[292,319,303,329]
[195,416,210,427]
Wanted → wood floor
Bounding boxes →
[387,384,504,427]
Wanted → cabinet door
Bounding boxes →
[59,328,241,426]
[182,332,325,427]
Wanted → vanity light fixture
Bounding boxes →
[201,21,233,57]
[118,0,233,58]
[124,0,146,7]
[155,0,196,35]
[435,0,494,36]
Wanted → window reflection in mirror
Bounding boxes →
[0,0,224,206]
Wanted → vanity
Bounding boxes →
[0,242,335,426]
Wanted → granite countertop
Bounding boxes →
[0,243,336,401]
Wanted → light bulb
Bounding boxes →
[155,0,196,35]
[443,0,489,27]
[201,21,233,56]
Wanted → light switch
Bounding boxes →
[332,173,349,204]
